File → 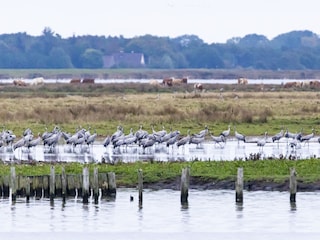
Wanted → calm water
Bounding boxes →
[0,189,319,239]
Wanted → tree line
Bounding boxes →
[1,27,320,70]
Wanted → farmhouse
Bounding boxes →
[103,52,145,68]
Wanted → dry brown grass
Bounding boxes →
[1,88,319,137]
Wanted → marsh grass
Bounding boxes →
[0,83,319,136]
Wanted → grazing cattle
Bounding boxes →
[238,78,248,85]
[162,77,173,86]
[82,78,95,84]
[172,77,188,85]
[149,80,160,86]
[30,77,44,86]
[283,81,302,88]
[13,79,28,86]
[70,79,81,84]
[194,83,204,92]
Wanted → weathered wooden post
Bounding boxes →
[138,169,143,206]
[82,167,90,203]
[235,168,244,203]
[180,167,190,204]
[61,167,67,203]
[107,172,116,197]
[93,167,99,204]
[50,166,55,202]
[290,168,297,203]
[10,166,16,202]
[26,177,31,202]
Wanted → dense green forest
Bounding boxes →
[1,27,320,70]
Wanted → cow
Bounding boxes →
[13,79,28,86]
[194,83,204,92]
[237,77,248,85]
[82,78,95,84]
[149,80,160,86]
[30,77,44,86]
[162,77,173,86]
[172,77,188,85]
[70,79,81,84]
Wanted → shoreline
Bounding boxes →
[141,177,320,192]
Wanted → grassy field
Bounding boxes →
[0,82,319,137]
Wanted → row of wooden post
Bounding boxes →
[8,166,297,205]
[179,167,297,204]
[9,166,117,204]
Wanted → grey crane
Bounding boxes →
[234,128,246,145]
[220,125,231,138]
[86,130,97,146]
[141,137,156,154]
[166,132,180,148]
[26,133,41,151]
[135,125,149,142]
[300,128,315,146]
[176,130,190,149]
[192,125,209,138]
[272,129,284,143]
[189,135,205,147]
[152,125,167,138]
[12,137,26,151]
[257,132,268,152]
[210,132,226,148]
[102,135,111,148]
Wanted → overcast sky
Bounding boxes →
[1,0,319,44]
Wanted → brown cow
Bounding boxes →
[172,77,188,85]
[70,79,81,84]
[194,83,204,92]
[82,78,95,84]
[13,79,28,86]
[237,77,248,85]
[162,77,173,86]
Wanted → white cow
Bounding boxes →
[31,77,44,86]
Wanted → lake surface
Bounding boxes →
[0,189,319,240]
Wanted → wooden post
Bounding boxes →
[290,168,297,203]
[93,168,99,204]
[235,168,244,203]
[61,167,67,203]
[138,169,143,206]
[107,172,116,197]
[26,177,31,202]
[50,166,55,202]
[10,167,16,202]
[180,167,190,204]
[82,167,90,203]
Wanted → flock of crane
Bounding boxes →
[0,124,319,161]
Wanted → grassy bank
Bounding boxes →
[1,160,320,187]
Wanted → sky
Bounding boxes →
[1,0,319,44]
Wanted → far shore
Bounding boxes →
[1,68,320,80]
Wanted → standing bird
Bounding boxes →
[272,129,284,143]
[234,128,246,145]
[210,132,226,147]
[257,132,268,152]
[300,128,315,146]
[12,137,26,151]
[220,125,231,138]
[176,130,191,149]
[26,133,41,151]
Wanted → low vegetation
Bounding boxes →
[1,160,320,187]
